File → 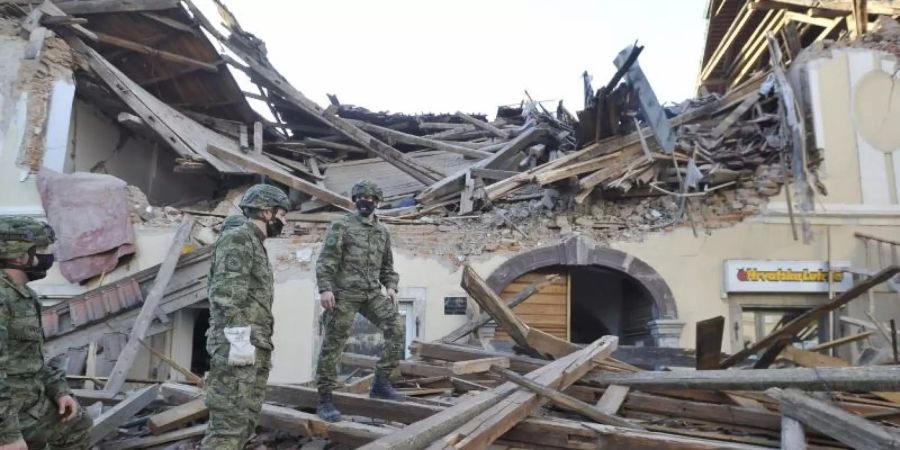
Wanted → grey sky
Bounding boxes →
[202,0,710,118]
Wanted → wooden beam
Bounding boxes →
[454,112,510,139]
[90,384,161,445]
[769,388,900,450]
[784,10,842,27]
[700,2,755,81]
[357,336,616,450]
[103,217,193,394]
[696,316,725,370]
[451,357,509,375]
[102,424,207,450]
[207,144,354,210]
[138,12,197,34]
[624,391,781,430]
[459,265,579,359]
[808,330,875,352]
[469,168,518,181]
[491,365,643,430]
[441,274,560,343]
[53,0,180,15]
[147,398,207,434]
[349,120,491,159]
[302,137,367,155]
[424,336,617,450]
[750,0,898,16]
[781,415,807,449]
[418,127,545,205]
[92,31,219,72]
[595,384,630,415]
[588,366,900,391]
[720,266,899,367]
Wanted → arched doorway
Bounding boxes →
[487,236,681,347]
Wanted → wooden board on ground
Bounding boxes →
[91,384,161,445]
[148,398,208,434]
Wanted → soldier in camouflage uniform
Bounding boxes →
[200,184,289,450]
[0,216,92,450]
[315,180,406,422]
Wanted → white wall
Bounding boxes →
[70,100,218,206]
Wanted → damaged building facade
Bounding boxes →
[0,0,898,391]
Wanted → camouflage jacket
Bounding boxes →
[0,271,71,444]
[206,221,276,350]
[316,212,399,294]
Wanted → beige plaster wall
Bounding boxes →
[612,218,899,353]
[263,239,508,383]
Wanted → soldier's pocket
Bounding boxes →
[25,394,51,421]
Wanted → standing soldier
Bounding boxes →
[0,216,91,450]
[200,184,289,450]
[315,180,406,422]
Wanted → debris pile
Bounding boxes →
[79,264,900,449]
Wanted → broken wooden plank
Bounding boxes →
[357,336,616,450]
[491,365,643,430]
[589,366,900,392]
[781,415,807,450]
[426,336,617,450]
[595,384,630,415]
[454,112,509,139]
[441,274,560,343]
[102,423,208,450]
[148,398,207,434]
[469,168,518,181]
[103,217,193,394]
[769,388,900,450]
[349,120,492,159]
[451,357,509,375]
[580,422,772,450]
[720,266,900,368]
[301,137,367,155]
[696,316,725,370]
[52,0,179,14]
[208,144,354,210]
[460,265,529,349]
[92,31,219,72]
[90,384,160,445]
[417,127,544,205]
[808,330,875,352]
[624,391,781,431]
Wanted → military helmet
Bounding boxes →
[239,184,290,212]
[220,214,248,232]
[0,216,56,260]
[351,180,383,201]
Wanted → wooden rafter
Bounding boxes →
[93,31,220,72]
[751,0,898,16]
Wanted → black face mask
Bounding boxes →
[356,198,376,217]
[265,217,285,238]
[25,254,54,281]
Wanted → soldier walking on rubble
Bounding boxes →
[200,184,289,450]
[0,216,92,450]
[315,180,407,422]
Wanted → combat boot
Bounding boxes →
[369,373,408,401]
[316,392,342,422]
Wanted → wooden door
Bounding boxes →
[496,271,569,341]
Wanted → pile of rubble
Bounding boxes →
[78,264,900,450]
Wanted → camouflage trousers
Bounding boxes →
[200,342,271,450]
[316,290,404,394]
[9,376,92,450]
